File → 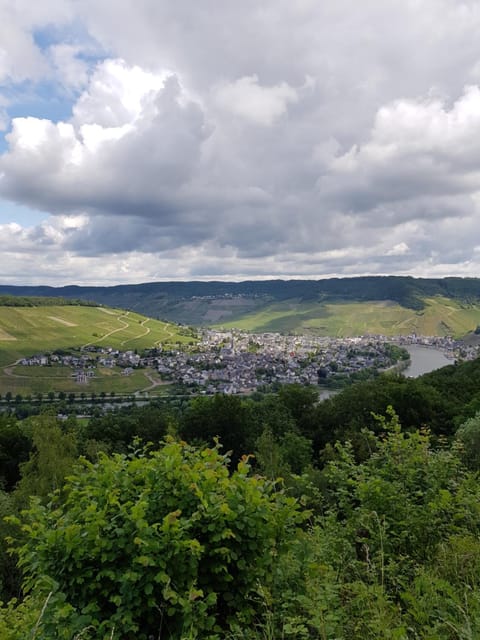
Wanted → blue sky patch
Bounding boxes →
[0,201,48,226]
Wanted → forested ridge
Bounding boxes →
[2,360,480,637]
[2,275,480,316]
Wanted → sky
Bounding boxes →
[2,1,480,286]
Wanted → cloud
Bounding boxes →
[0,96,8,131]
[0,0,73,83]
[318,86,480,227]
[214,75,298,125]
[3,1,480,283]
[0,60,210,221]
[48,44,90,91]
[385,243,410,257]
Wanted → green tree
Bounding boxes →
[0,490,22,602]
[277,384,318,428]
[247,394,296,437]
[322,408,470,573]
[455,411,480,470]
[180,395,256,461]
[255,428,288,480]
[14,416,78,505]
[255,428,313,479]
[0,417,32,491]
[81,405,170,454]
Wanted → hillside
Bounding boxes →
[1,276,480,331]
[0,302,193,395]
[215,296,480,337]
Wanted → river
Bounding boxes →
[402,344,453,378]
[317,344,453,401]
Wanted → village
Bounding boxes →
[17,329,480,395]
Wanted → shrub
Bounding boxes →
[12,439,301,639]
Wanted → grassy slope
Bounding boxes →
[214,296,480,338]
[0,305,190,395]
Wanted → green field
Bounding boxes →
[214,296,480,338]
[0,368,158,397]
[0,304,192,395]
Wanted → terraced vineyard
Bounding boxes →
[0,304,193,396]
[215,296,480,338]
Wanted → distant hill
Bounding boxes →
[1,277,480,335]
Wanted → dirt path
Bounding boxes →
[3,359,73,380]
[81,312,130,349]
[138,370,168,392]
[3,359,22,377]
[121,318,151,347]
[154,321,176,346]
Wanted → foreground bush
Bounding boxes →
[11,439,301,639]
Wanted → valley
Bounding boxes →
[2,276,480,334]
[2,278,480,398]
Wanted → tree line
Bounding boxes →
[0,296,97,307]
